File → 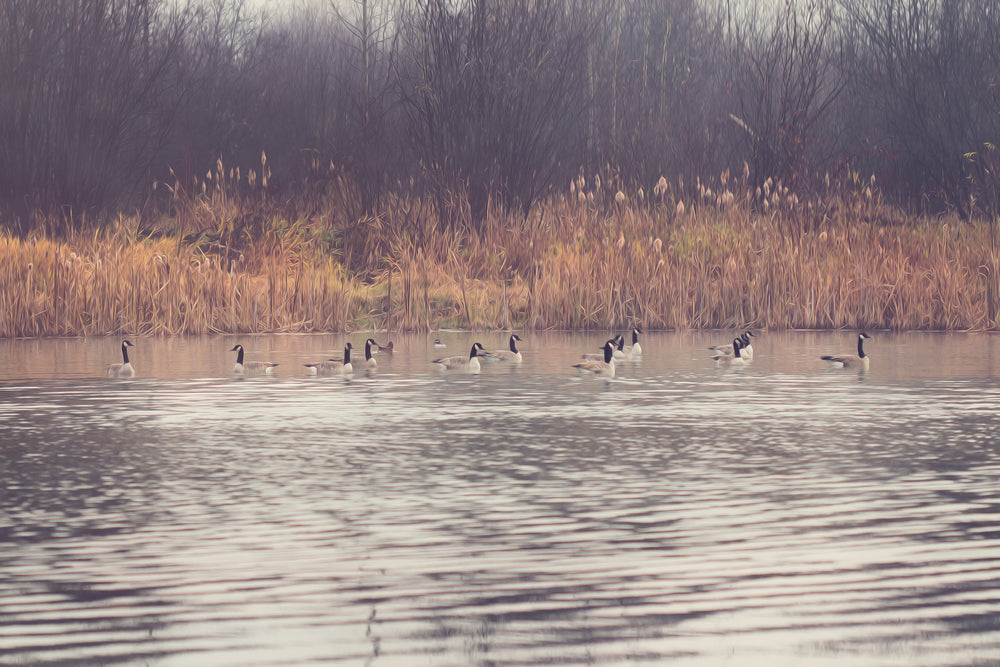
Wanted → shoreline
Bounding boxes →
[4,190,998,337]
[2,327,999,341]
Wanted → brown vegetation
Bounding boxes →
[3,171,998,337]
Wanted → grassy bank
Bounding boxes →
[2,180,998,337]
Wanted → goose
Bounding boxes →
[821,332,872,370]
[581,336,621,362]
[713,338,746,367]
[374,341,394,354]
[482,334,523,362]
[573,340,616,377]
[231,344,278,375]
[304,342,353,376]
[620,326,644,358]
[739,331,755,360]
[433,342,485,373]
[612,332,631,361]
[709,331,755,359]
[107,339,136,378]
[433,338,447,349]
[363,338,378,369]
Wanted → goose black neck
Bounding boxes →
[857,336,867,358]
[604,343,614,363]
[632,329,639,344]
[235,346,244,364]
[509,336,519,353]
[344,345,352,364]
[469,344,479,359]
[732,339,741,356]
[122,342,130,364]
[365,341,373,361]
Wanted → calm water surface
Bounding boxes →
[2,331,1000,666]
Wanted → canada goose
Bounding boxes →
[821,332,872,369]
[375,341,394,354]
[433,342,485,373]
[433,338,447,349]
[713,338,746,367]
[482,334,523,362]
[304,342,353,376]
[621,326,644,358]
[629,326,644,355]
[573,340,616,377]
[107,339,136,378]
[363,338,378,369]
[739,331,755,360]
[231,344,279,375]
[709,331,755,359]
[581,336,621,362]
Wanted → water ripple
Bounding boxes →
[2,333,1000,665]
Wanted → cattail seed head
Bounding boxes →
[655,176,668,197]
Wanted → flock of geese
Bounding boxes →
[105,328,874,378]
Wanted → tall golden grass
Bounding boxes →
[2,169,998,337]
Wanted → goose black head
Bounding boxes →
[857,332,871,358]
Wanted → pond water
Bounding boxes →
[1,331,1000,666]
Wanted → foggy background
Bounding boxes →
[1,0,997,233]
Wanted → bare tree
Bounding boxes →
[164,0,268,189]
[0,0,193,232]
[591,0,726,190]
[330,0,402,215]
[723,0,845,193]
[395,0,594,226]
[839,0,1000,217]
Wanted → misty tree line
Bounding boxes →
[1,0,998,234]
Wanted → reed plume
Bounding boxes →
[2,168,995,336]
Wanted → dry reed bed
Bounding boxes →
[0,231,362,337]
[1,192,996,337]
[388,193,998,332]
